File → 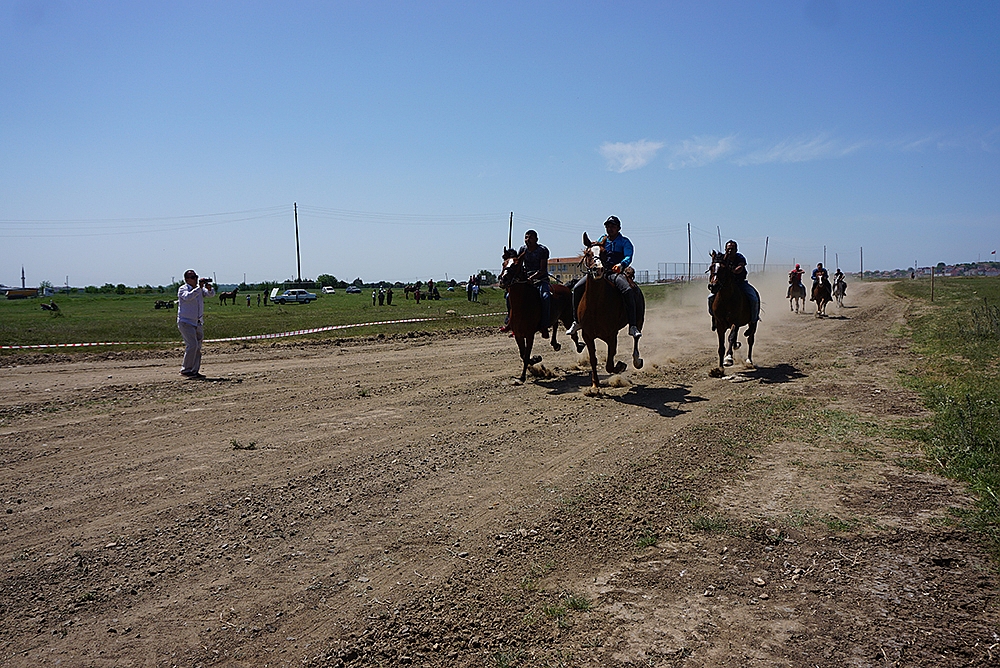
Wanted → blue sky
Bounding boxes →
[2,1,997,287]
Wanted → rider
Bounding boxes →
[565,216,642,339]
[708,240,760,330]
[833,267,846,291]
[812,262,829,288]
[518,230,551,335]
[787,263,804,298]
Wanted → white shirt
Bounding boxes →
[177,282,214,326]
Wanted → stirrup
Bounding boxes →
[629,325,642,339]
[565,321,580,336]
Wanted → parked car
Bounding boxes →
[322,286,336,294]
[271,288,317,304]
[345,285,362,294]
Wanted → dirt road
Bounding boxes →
[1,280,997,667]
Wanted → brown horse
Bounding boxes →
[219,287,239,305]
[788,281,806,313]
[498,250,546,382]
[576,241,644,391]
[708,250,757,374]
[812,277,832,317]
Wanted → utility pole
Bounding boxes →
[294,202,302,283]
[717,226,722,250]
[860,247,864,280]
[823,245,827,267]
[762,237,769,273]
[687,223,692,283]
[508,212,513,250]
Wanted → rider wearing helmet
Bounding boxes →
[565,216,642,339]
[812,262,829,287]
[708,240,760,330]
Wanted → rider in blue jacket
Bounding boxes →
[566,216,641,339]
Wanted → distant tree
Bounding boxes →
[317,274,338,287]
[85,285,99,294]
[477,269,497,285]
[352,277,364,287]
[100,283,115,293]
[448,279,457,288]
[39,279,53,289]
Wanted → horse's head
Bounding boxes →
[708,250,727,292]
[499,248,527,288]
[582,244,605,280]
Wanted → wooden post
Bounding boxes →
[931,265,935,302]
[860,247,864,280]
[508,212,513,250]
[294,202,301,283]
[687,223,692,283]
[762,236,769,273]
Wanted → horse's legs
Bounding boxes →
[631,334,643,369]
[717,328,727,371]
[585,336,600,389]
[724,325,737,366]
[745,322,756,367]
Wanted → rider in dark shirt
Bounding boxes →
[812,263,829,287]
[517,230,551,334]
[709,240,760,329]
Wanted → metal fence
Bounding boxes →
[655,262,777,282]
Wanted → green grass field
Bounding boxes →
[1,283,682,351]
[893,276,1000,555]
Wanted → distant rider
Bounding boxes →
[787,263,804,298]
[565,215,642,339]
[708,240,760,330]
[833,268,846,293]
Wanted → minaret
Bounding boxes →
[21,266,26,288]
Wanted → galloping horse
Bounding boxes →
[832,277,846,307]
[498,250,546,382]
[576,237,644,391]
[812,277,832,317]
[708,250,757,374]
[788,281,806,313]
[219,287,239,305]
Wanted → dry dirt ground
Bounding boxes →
[1,280,998,667]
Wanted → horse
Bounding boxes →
[549,282,584,354]
[576,238,644,391]
[832,277,846,307]
[219,287,239,305]
[498,249,547,382]
[708,250,757,374]
[788,281,806,313]
[811,277,832,317]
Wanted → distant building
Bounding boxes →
[548,256,584,285]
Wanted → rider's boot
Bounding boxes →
[625,290,641,339]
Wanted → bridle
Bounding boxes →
[579,245,605,280]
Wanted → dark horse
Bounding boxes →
[576,238,644,391]
[812,277,832,317]
[832,276,846,307]
[498,250,547,383]
[219,287,239,305]
[708,250,757,375]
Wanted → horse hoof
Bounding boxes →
[733,341,741,350]
[709,367,725,378]
[529,356,542,365]
[723,356,734,367]
[575,342,586,354]
[634,357,644,369]
[613,361,627,374]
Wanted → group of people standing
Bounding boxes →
[372,285,394,306]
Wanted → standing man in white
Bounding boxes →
[177,269,214,379]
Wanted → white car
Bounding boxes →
[322,286,336,294]
[271,288,317,304]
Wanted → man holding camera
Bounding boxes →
[177,269,215,379]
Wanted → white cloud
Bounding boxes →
[736,133,866,165]
[667,135,738,169]
[599,139,665,173]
